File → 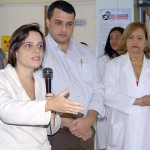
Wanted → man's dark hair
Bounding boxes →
[47,0,76,19]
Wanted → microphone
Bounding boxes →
[43,68,53,93]
[43,68,54,148]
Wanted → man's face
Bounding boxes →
[46,8,75,45]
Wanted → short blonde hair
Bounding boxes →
[118,22,150,59]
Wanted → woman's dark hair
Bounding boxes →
[104,27,124,59]
[47,0,76,20]
[8,23,46,67]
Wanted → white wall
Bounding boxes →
[72,1,96,51]
[0,4,45,46]
[0,1,96,52]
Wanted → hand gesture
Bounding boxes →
[45,88,84,114]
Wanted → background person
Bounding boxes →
[98,27,124,80]
[97,27,124,150]
[0,47,8,69]
[104,22,150,150]
[0,23,83,150]
[42,1,105,150]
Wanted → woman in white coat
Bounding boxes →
[0,23,83,150]
[97,27,124,150]
[104,22,150,150]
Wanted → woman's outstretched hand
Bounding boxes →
[45,88,84,114]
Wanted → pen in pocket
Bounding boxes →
[80,59,83,67]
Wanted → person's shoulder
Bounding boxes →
[0,68,5,75]
[0,65,8,79]
[107,53,127,67]
[98,54,110,62]
[45,34,49,40]
[0,48,6,55]
[74,40,93,52]
[72,40,96,60]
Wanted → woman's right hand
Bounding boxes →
[45,88,84,114]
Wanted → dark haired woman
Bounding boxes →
[97,27,124,150]
[0,23,83,150]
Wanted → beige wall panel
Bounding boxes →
[0,5,44,46]
[0,1,96,52]
[0,0,94,5]
[73,2,96,51]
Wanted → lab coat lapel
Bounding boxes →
[139,56,150,82]
[138,57,150,95]
[121,53,137,88]
[5,65,29,100]
[34,75,45,101]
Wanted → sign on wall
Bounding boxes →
[97,8,131,57]
[1,36,11,52]
[96,0,134,57]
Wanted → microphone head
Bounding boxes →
[43,68,53,79]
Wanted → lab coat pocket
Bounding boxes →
[107,121,124,147]
[80,63,93,83]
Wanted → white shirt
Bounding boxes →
[42,34,105,117]
[0,64,60,150]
